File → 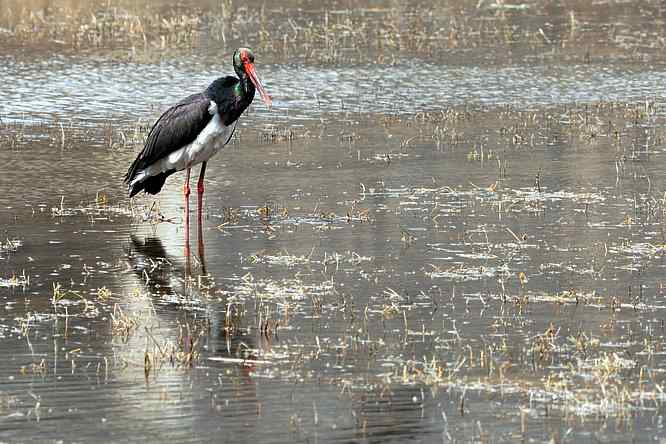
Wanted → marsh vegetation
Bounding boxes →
[2,0,666,442]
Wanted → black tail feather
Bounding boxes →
[128,170,175,197]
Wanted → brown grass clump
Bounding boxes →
[4,0,666,65]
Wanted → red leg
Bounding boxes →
[183,168,191,266]
[197,162,207,265]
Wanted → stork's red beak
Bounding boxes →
[244,62,272,110]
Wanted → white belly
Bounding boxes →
[133,115,236,186]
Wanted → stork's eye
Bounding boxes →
[239,49,254,64]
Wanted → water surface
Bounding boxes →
[2,1,666,442]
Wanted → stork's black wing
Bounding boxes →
[124,93,213,185]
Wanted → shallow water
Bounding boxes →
[3,1,666,443]
[3,57,666,123]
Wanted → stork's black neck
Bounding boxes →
[207,75,256,102]
[238,72,255,96]
[204,75,255,125]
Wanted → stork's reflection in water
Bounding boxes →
[126,234,263,370]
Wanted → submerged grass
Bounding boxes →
[3,83,666,440]
[0,271,29,289]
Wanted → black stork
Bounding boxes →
[124,47,272,260]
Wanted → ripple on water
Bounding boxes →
[1,56,666,124]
